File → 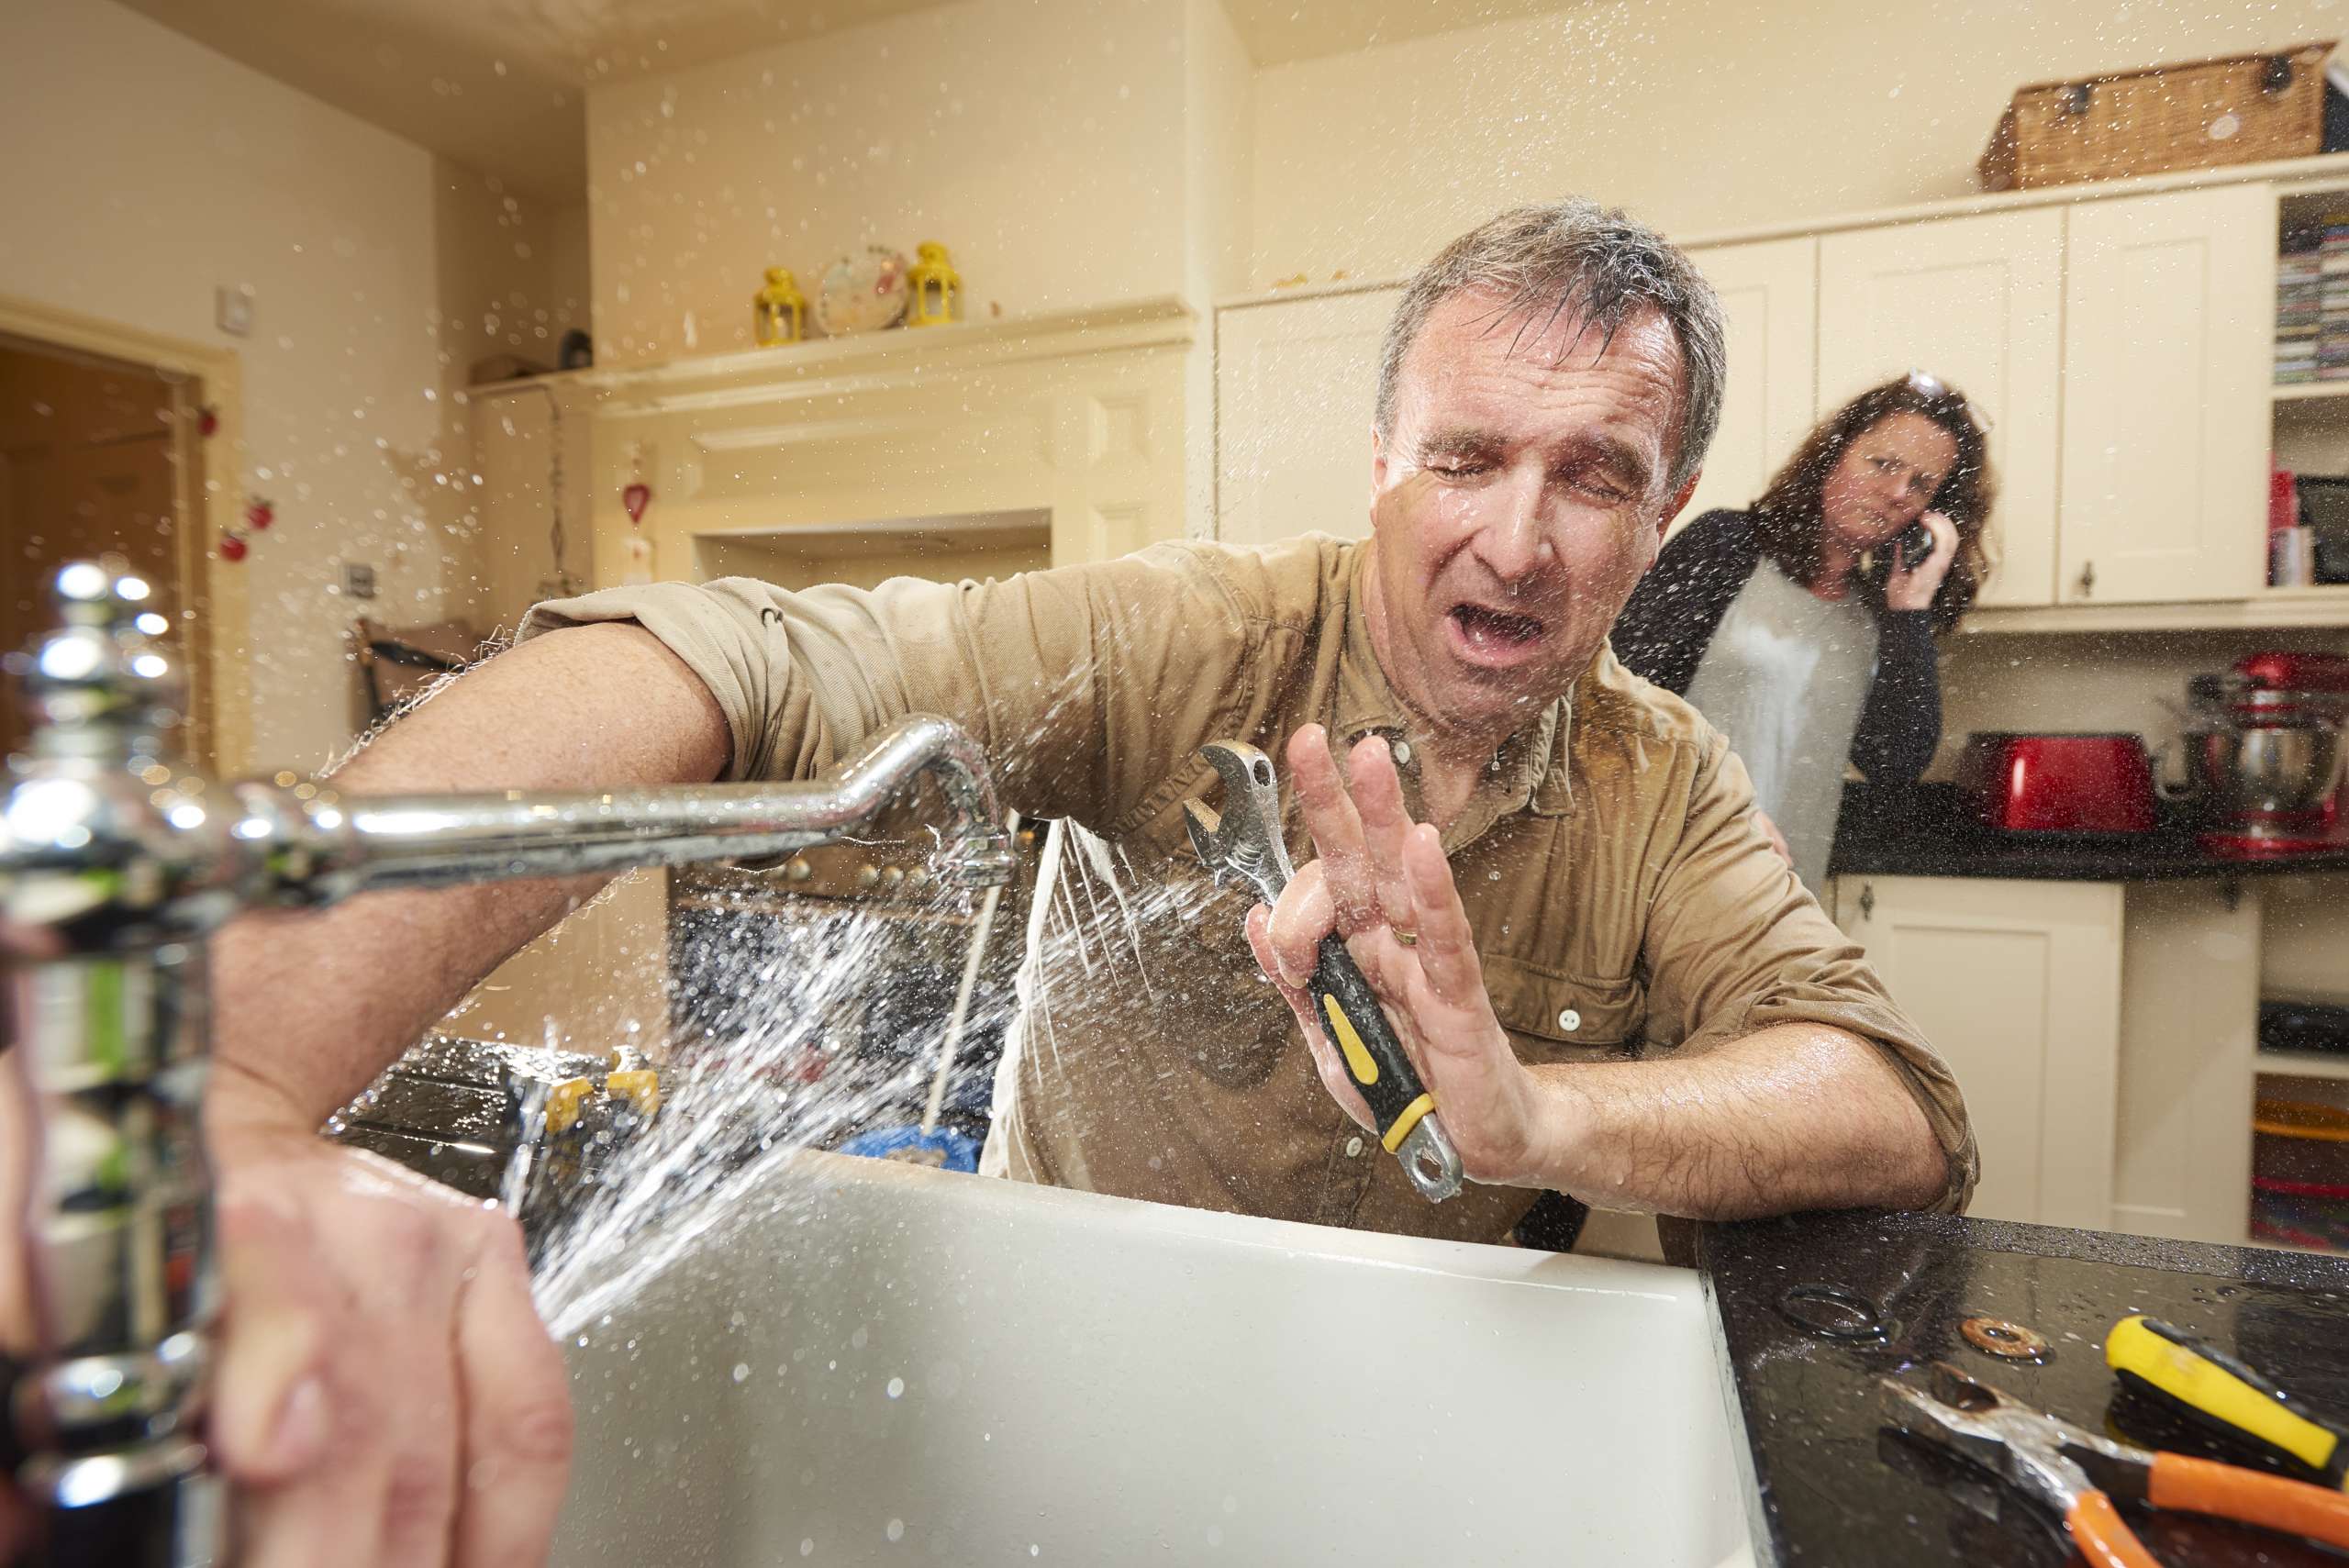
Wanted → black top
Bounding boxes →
[1830,783,2349,882]
[1611,507,1943,783]
[1699,1208,2349,1565]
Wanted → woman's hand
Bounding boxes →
[1241,726,1555,1187]
[1884,509,1958,613]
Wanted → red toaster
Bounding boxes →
[1956,733,2157,834]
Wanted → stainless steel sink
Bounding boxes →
[553,1154,1752,1566]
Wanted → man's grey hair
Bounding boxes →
[1372,199,1728,497]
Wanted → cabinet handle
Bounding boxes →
[1857,884,1876,921]
[2076,561,2096,598]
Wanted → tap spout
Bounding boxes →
[229,712,1017,905]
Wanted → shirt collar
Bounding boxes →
[1332,542,1577,820]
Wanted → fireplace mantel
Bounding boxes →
[560,295,1200,581]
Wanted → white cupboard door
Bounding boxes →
[2058,185,2273,605]
[1818,210,2065,608]
[1214,289,1399,549]
[2111,884,2259,1246]
[1675,238,1819,538]
[1834,875,2123,1229]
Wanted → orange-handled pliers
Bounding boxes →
[1883,1362,2349,1567]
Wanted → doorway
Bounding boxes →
[0,302,243,770]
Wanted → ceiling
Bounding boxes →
[112,0,955,198]
[113,0,1584,200]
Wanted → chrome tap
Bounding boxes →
[0,561,1014,1564]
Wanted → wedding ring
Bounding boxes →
[1393,929,1419,948]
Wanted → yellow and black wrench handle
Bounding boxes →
[2108,1314,2349,1490]
[1305,932,1439,1157]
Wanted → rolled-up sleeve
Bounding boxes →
[1639,732,1979,1212]
[515,546,1263,833]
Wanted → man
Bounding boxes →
[12,200,1973,1566]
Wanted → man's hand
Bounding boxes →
[204,1088,573,1568]
[1242,726,1555,1187]
[1753,807,1792,865]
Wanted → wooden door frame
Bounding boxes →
[0,293,250,772]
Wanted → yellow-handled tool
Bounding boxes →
[1182,739,1463,1203]
[2107,1315,2349,1491]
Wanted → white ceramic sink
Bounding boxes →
[552,1153,1752,1566]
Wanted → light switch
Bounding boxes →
[215,284,255,338]
[343,562,377,600]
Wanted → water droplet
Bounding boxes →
[732,1362,750,1384]
[886,1376,905,1398]
[885,1518,904,1542]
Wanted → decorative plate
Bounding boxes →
[815,245,911,336]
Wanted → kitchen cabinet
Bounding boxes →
[2109,883,2259,1245]
[1818,209,2065,609]
[1214,287,1397,549]
[1675,238,1819,535]
[2057,184,2273,606]
[1832,874,2122,1229]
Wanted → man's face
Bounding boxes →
[1366,288,1695,740]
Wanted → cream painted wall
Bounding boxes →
[584,0,1192,366]
[1182,0,1255,536]
[0,0,584,771]
[1249,0,2327,286]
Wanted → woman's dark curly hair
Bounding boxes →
[1750,373,1997,634]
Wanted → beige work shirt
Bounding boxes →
[523,534,1976,1243]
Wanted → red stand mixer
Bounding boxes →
[2169,651,2349,858]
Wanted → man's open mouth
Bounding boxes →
[1448,603,1547,660]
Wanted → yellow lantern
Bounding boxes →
[751,266,806,346]
[906,242,961,328]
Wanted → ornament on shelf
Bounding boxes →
[244,497,274,531]
[622,482,651,524]
[196,405,219,439]
[906,242,961,328]
[217,533,248,562]
[752,266,807,347]
[815,245,909,337]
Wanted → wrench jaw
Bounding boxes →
[1185,742,1293,906]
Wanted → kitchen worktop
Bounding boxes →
[1699,1208,2349,1566]
[1828,783,2349,882]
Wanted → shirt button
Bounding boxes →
[1557,1007,1582,1033]
[1344,1135,1364,1157]
[1391,740,1412,766]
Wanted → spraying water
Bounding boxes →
[527,806,1220,1340]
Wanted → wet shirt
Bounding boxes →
[1681,562,1878,891]
[522,535,1976,1243]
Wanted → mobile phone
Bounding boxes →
[1862,519,1938,590]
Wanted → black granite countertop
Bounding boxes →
[1698,1209,2349,1566]
[1828,784,2349,882]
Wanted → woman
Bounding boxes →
[1612,373,1996,890]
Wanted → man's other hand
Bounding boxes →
[1244,726,1553,1188]
[205,1089,572,1568]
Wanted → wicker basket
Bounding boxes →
[1979,41,2334,192]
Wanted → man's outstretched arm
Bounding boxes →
[208,621,729,1129]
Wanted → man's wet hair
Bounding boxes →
[1374,199,1728,498]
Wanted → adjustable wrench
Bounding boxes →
[1183,740,1464,1203]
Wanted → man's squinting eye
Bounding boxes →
[1423,452,1493,478]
